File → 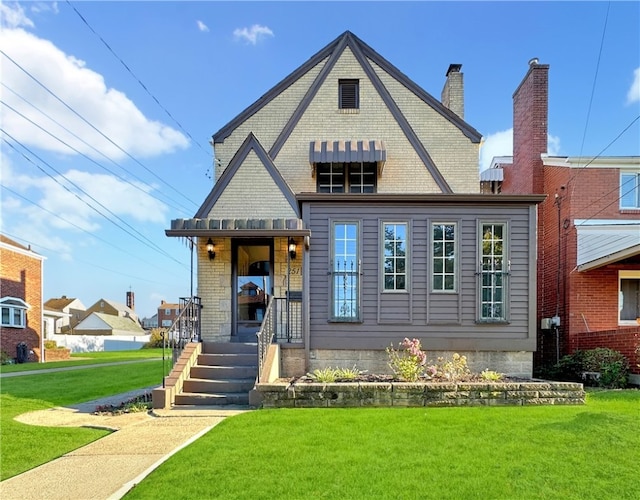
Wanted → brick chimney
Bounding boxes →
[441,64,464,119]
[510,58,549,194]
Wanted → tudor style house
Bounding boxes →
[159,32,545,407]
[482,60,640,378]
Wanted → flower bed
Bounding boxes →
[256,379,585,408]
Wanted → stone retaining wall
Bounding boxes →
[257,380,585,408]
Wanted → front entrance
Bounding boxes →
[233,240,273,342]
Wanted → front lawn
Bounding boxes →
[0,359,165,480]
[126,389,640,500]
[0,348,165,373]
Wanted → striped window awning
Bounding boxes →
[309,140,387,173]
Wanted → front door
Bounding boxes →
[233,240,273,341]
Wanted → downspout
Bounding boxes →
[40,254,45,363]
[553,192,563,364]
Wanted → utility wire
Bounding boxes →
[0,184,188,278]
[2,132,188,269]
[1,94,194,217]
[0,48,198,208]
[66,0,214,177]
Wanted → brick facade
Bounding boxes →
[0,236,43,362]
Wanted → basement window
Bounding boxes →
[339,79,359,109]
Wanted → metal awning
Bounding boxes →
[165,217,311,238]
[309,140,386,173]
[576,221,640,271]
[480,168,504,182]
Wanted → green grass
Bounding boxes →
[0,348,165,373]
[126,389,640,500]
[0,359,165,480]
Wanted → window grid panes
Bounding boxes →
[332,222,359,321]
[480,223,506,320]
[383,223,407,291]
[1,306,25,328]
[620,173,640,209]
[317,162,376,193]
[432,223,456,291]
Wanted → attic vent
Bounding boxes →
[339,79,359,109]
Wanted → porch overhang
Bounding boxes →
[576,220,640,271]
[166,217,311,238]
[309,139,387,175]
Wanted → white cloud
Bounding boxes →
[627,67,640,105]
[233,24,274,45]
[479,129,513,171]
[1,154,168,256]
[30,2,59,15]
[196,20,209,32]
[0,2,35,29]
[479,129,562,171]
[0,25,189,161]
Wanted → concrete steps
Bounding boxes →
[174,342,258,408]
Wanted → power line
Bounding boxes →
[2,132,188,268]
[0,93,194,217]
[66,0,214,179]
[0,48,199,209]
[0,184,188,278]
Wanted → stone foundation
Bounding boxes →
[257,380,585,408]
[281,348,534,378]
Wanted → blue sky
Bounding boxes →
[1,1,639,319]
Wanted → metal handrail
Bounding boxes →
[256,297,276,380]
[165,296,202,367]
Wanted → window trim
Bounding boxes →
[476,220,510,323]
[339,79,359,110]
[329,219,362,322]
[0,297,29,328]
[619,270,640,325]
[430,221,459,293]
[381,221,410,293]
[620,172,640,209]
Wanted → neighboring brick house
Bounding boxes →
[157,300,180,328]
[481,59,640,378]
[0,234,44,362]
[166,31,544,377]
[43,296,86,336]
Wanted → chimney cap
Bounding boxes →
[446,64,462,76]
[528,57,540,67]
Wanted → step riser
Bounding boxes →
[202,342,257,355]
[198,353,257,366]
[191,366,257,379]
[175,394,249,406]
[183,380,255,393]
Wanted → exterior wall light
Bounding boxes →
[288,237,297,260]
[206,238,215,260]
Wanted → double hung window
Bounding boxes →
[479,223,508,321]
[383,223,408,291]
[432,223,457,292]
[620,173,640,209]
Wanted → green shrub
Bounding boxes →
[307,367,338,383]
[480,369,504,382]
[335,366,366,381]
[1,350,13,365]
[386,338,427,381]
[144,328,168,348]
[44,340,59,350]
[549,348,628,388]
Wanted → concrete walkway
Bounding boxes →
[0,388,250,500]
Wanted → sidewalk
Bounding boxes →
[0,389,250,500]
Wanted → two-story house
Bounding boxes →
[0,234,44,362]
[157,300,181,329]
[164,31,544,394]
[43,296,86,336]
[481,59,640,380]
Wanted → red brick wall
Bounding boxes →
[0,245,43,362]
[570,326,640,375]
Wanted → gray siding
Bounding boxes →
[304,198,537,352]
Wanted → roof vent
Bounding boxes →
[528,57,539,67]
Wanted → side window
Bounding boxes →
[0,297,28,328]
[432,223,457,292]
[619,271,640,324]
[331,221,360,321]
[620,173,640,209]
[478,222,508,321]
[383,222,408,291]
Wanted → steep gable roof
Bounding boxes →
[211,31,482,194]
[44,296,80,311]
[195,132,299,218]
